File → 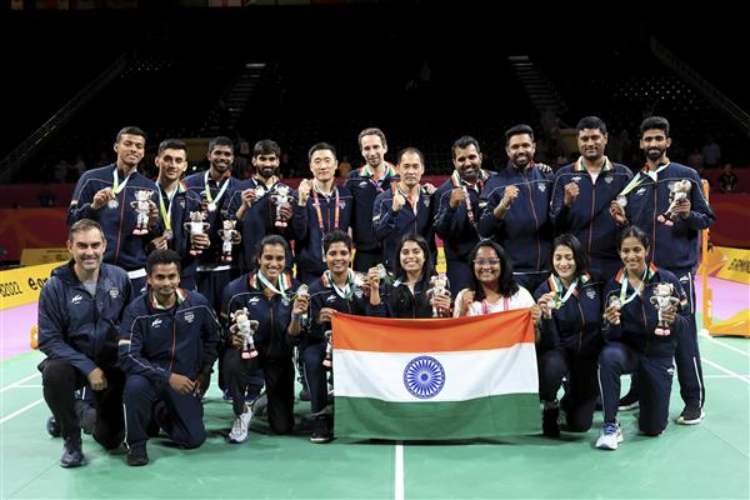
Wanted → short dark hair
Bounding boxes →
[467,240,518,299]
[576,116,608,135]
[68,219,104,242]
[451,136,481,159]
[308,142,337,162]
[551,234,589,279]
[640,116,670,138]
[146,249,182,274]
[323,229,352,254]
[256,234,291,264]
[505,124,535,145]
[157,139,187,156]
[115,126,146,144]
[253,139,281,159]
[208,136,234,153]
[619,225,651,251]
[397,147,425,166]
[358,127,388,149]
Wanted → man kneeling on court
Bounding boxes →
[119,249,219,466]
[38,219,132,468]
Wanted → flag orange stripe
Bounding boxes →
[332,309,534,353]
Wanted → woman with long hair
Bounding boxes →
[534,234,602,437]
[367,233,451,318]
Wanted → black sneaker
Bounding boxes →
[542,407,560,438]
[60,436,84,468]
[676,406,705,425]
[309,416,333,444]
[126,446,149,466]
[299,387,311,402]
[47,416,61,438]
[618,392,639,411]
[74,400,97,435]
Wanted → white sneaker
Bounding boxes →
[228,406,252,444]
[596,422,624,450]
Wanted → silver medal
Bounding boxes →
[107,199,119,209]
[616,195,627,208]
[207,202,217,212]
[163,230,173,241]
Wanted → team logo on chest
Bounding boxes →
[605,175,613,184]
[359,181,368,188]
[248,297,260,306]
[326,294,337,304]
[71,294,83,305]
[586,288,596,299]
[538,183,546,192]
[109,289,119,299]
[151,318,163,328]
[184,311,195,323]
[571,176,582,183]
[636,187,647,196]
[338,200,347,210]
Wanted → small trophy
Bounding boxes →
[185,211,210,256]
[650,283,679,336]
[271,185,291,227]
[322,329,333,369]
[352,272,366,299]
[427,273,451,317]
[130,189,154,235]
[231,307,259,359]
[658,179,691,226]
[607,294,622,326]
[296,284,310,325]
[376,263,392,285]
[218,219,238,263]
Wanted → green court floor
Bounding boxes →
[1,334,748,500]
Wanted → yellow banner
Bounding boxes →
[715,246,750,285]
[20,248,69,267]
[0,262,61,311]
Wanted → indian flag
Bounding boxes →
[332,309,540,441]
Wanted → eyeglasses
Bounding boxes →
[473,259,500,266]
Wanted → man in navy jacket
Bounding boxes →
[479,125,554,293]
[38,219,132,467]
[610,116,715,425]
[67,126,160,294]
[119,249,219,466]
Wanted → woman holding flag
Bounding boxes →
[595,226,688,450]
[453,240,540,320]
[534,234,603,437]
[366,234,451,318]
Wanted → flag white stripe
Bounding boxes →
[333,344,538,403]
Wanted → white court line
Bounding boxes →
[0,399,44,425]
[699,330,750,358]
[11,384,43,389]
[703,358,750,385]
[0,373,41,393]
[394,442,404,500]
[705,374,750,379]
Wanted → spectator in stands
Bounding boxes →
[687,148,704,172]
[702,136,721,169]
[338,156,352,177]
[718,162,738,193]
[38,219,132,468]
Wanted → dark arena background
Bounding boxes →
[0,2,748,500]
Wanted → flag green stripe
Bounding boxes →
[334,393,540,441]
